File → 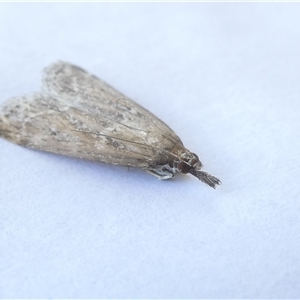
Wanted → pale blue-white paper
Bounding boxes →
[0,2,299,298]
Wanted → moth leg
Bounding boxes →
[146,165,175,180]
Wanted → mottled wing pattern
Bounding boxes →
[0,94,153,167]
[0,62,183,168]
[42,61,183,148]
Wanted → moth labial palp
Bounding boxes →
[0,61,221,188]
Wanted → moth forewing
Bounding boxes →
[0,61,221,188]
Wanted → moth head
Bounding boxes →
[177,152,202,174]
[176,150,221,188]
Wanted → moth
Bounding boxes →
[0,62,221,188]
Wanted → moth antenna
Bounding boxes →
[189,169,221,189]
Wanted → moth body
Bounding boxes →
[0,62,221,188]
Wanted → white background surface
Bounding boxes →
[0,3,300,298]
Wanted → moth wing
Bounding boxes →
[42,61,184,148]
[0,94,168,168]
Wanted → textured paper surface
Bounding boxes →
[0,3,299,298]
